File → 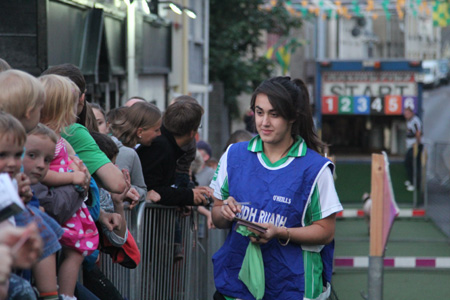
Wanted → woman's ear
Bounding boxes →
[136,127,143,138]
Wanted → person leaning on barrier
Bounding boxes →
[137,98,212,206]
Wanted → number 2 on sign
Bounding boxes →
[339,96,353,114]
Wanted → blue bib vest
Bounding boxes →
[213,141,333,300]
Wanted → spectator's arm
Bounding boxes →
[94,163,127,194]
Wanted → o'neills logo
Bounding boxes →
[273,195,291,204]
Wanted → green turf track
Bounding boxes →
[334,161,414,204]
[332,218,450,299]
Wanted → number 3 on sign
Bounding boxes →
[321,96,338,114]
[353,96,370,114]
[370,97,384,115]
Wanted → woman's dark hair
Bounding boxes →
[41,63,87,126]
[85,102,99,132]
[250,76,325,153]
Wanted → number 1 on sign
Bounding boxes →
[321,96,338,114]
[326,97,334,111]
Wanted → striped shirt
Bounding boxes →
[406,115,422,149]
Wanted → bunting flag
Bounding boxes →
[261,0,450,26]
[432,0,450,27]
[265,38,303,75]
[275,45,291,74]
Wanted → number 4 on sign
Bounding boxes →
[370,97,384,115]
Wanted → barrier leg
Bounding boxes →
[368,256,384,300]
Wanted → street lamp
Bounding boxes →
[148,0,197,18]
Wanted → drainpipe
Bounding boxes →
[127,1,137,100]
[181,0,189,94]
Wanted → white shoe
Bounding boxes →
[404,180,412,186]
[406,185,415,192]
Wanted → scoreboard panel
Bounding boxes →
[321,71,419,116]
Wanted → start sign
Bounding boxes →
[321,71,418,115]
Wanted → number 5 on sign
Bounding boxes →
[338,96,353,114]
[322,96,338,114]
[353,96,370,114]
[384,96,402,115]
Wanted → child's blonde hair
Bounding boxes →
[0,111,27,147]
[39,74,80,133]
[28,123,58,144]
[0,58,11,72]
[0,70,45,121]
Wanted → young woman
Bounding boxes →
[211,77,343,300]
[108,102,162,203]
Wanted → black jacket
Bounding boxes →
[137,126,194,206]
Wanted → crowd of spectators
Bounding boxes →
[0,59,226,300]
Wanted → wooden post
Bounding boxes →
[370,153,385,257]
[368,153,386,300]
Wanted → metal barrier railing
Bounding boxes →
[428,142,450,186]
[100,203,198,300]
[412,143,428,208]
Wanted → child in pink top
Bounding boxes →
[39,74,98,300]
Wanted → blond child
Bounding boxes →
[0,112,44,299]
[19,124,66,300]
[39,74,99,300]
[0,69,45,133]
[0,69,46,203]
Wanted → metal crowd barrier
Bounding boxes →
[429,142,450,186]
[100,202,200,300]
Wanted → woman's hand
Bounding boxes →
[71,171,88,190]
[248,223,280,244]
[0,245,12,284]
[15,173,33,204]
[125,187,140,209]
[192,186,213,205]
[218,197,241,222]
[0,223,43,269]
[146,190,161,203]
[69,157,90,190]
